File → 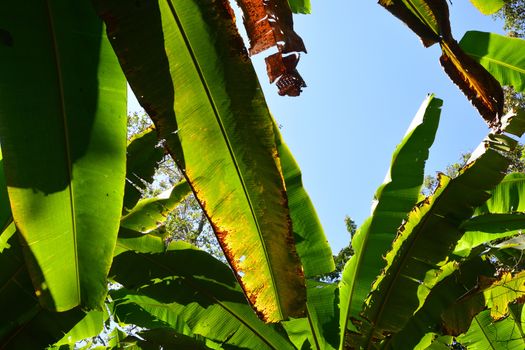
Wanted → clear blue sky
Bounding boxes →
[128,1,511,255]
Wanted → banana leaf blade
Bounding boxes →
[110,242,295,349]
[93,0,307,321]
[0,0,127,311]
[339,95,441,348]
[460,31,525,93]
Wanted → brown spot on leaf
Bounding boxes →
[440,40,504,128]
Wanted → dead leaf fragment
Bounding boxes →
[265,52,306,96]
[235,0,307,95]
[379,0,504,128]
[440,41,504,128]
[378,0,440,47]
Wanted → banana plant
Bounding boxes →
[1,0,525,349]
[0,0,127,312]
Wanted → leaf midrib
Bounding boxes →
[45,0,80,305]
[364,180,452,349]
[163,0,282,317]
[474,314,497,350]
[468,52,525,75]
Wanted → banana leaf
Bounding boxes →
[0,149,10,232]
[273,123,335,277]
[453,213,525,257]
[475,173,525,214]
[378,0,504,126]
[115,329,213,350]
[479,270,525,320]
[93,0,308,321]
[349,133,515,348]
[384,257,495,349]
[121,180,191,233]
[114,227,167,257]
[0,0,127,310]
[468,0,505,15]
[123,127,166,212]
[0,225,100,349]
[282,280,339,350]
[460,31,525,93]
[109,242,295,349]
[457,307,525,350]
[339,94,441,348]
[288,0,311,14]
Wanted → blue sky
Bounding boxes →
[128,1,510,255]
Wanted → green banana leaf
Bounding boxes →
[482,270,525,320]
[339,94,441,348]
[273,123,335,277]
[92,0,307,321]
[116,329,213,350]
[350,133,515,348]
[438,267,525,338]
[459,31,525,93]
[123,127,165,212]
[109,242,295,349]
[114,227,167,256]
[52,310,107,348]
[457,308,525,350]
[468,0,505,15]
[282,280,339,350]
[475,173,525,214]
[454,213,525,257]
[121,180,191,233]
[410,333,453,350]
[0,149,10,231]
[288,0,311,14]
[0,0,127,310]
[0,225,100,349]
[384,257,495,349]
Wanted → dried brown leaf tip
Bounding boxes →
[236,0,307,96]
[378,0,504,127]
[440,41,504,128]
[266,52,306,96]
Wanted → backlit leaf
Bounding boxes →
[123,127,165,212]
[93,0,307,322]
[339,95,441,348]
[288,0,311,14]
[350,133,515,347]
[469,0,505,15]
[460,31,525,93]
[273,123,335,277]
[110,243,295,349]
[121,180,191,233]
[457,308,525,349]
[0,0,127,311]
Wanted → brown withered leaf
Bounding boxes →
[428,0,452,41]
[236,0,306,55]
[440,40,504,128]
[235,0,306,95]
[265,52,306,96]
[267,0,306,54]
[378,0,440,47]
